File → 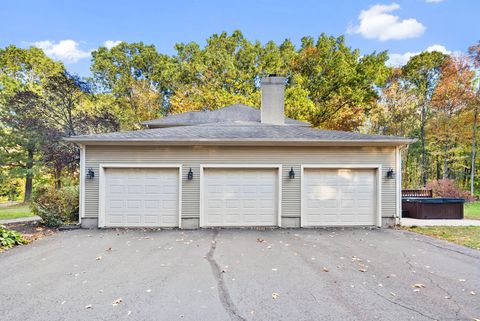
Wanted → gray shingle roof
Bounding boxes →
[66,122,414,146]
[142,104,309,127]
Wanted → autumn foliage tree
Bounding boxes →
[2,32,480,200]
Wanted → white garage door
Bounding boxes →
[202,168,278,227]
[104,168,179,227]
[303,168,376,226]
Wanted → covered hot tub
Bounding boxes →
[402,198,464,219]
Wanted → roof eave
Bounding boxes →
[64,138,416,147]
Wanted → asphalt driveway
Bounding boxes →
[1,228,479,321]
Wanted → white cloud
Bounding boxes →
[32,40,91,63]
[348,3,426,41]
[104,40,122,49]
[425,0,443,3]
[387,44,451,66]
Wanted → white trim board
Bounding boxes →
[300,164,383,227]
[199,164,283,228]
[79,144,85,224]
[396,147,402,224]
[97,163,183,228]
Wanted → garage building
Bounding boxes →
[66,76,413,229]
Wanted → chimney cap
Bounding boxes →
[261,75,286,85]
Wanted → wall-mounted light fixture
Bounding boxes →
[386,168,394,179]
[187,168,193,180]
[87,168,95,179]
[289,167,295,179]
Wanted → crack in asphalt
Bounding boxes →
[424,273,462,319]
[370,288,437,320]
[402,251,463,319]
[205,230,246,321]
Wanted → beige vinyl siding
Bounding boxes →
[84,145,397,221]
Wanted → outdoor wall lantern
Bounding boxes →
[386,168,395,179]
[86,168,95,179]
[187,168,194,180]
[289,167,295,179]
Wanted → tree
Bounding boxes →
[171,31,262,113]
[290,34,390,130]
[402,51,447,186]
[39,72,120,188]
[91,42,176,128]
[429,56,474,180]
[468,41,480,195]
[369,68,418,136]
[0,45,63,200]
[368,68,420,187]
[1,91,46,201]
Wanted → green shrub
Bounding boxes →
[0,226,28,249]
[31,185,79,227]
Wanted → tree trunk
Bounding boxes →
[404,149,409,188]
[471,107,478,195]
[443,143,448,180]
[54,167,62,190]
[420,103,427,186]
[436,156,440,179]
[24,148,34,202]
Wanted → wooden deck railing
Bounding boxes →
[402,189,433,198]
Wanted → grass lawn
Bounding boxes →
[408,226,480,250]
[465,202,480,220]
[0,203,34,220]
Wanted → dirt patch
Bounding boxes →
[3,221,56,243]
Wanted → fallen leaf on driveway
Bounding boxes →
[106,247,112,252]
[413,283,426,288]
[470,291,476,295]
[358,269,367,272]
[323,267,329,272]
[85,304,92,309]
[256,238,265,243]
[272,292,279,299]
[112,298,123,306]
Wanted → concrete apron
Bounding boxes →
[401,217,480,227]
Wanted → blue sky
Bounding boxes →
[2,0,478,76]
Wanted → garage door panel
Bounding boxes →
[203,168,278,227]
[104,168,179,227]
[109,185,124,194]
[108,215,122,224]
[303,168,376,226]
